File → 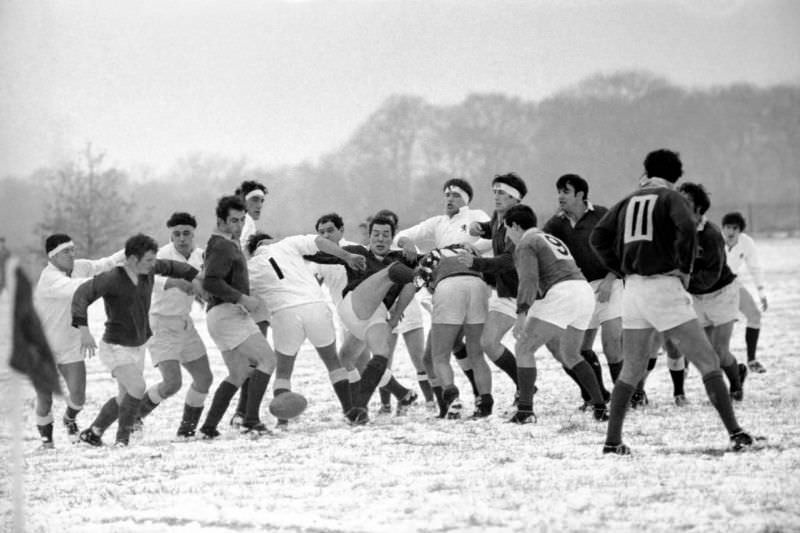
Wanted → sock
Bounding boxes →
[387,262,415,284]
[605,381,636,446]
[702,370,741,435]
[493,347,518,385]
[202,381,238,431]
[65,404,81,420]
[721,362,742,393]
[235,377,250,417]
[517,367,538,409]
[357,355,389,407]
[179,404,204,433]
[669,369,685,397]
[347,369,361,405]
[416,372,434,402]
[115,394,142,445]
[581,350,609,398]
[745,327,760,362]
[37,422,54,442]
[137,386,162,420]
[332,378,353,413]
[244,370,271,426]
[563,365,590,401]
[608,362,623,383]
[379,387,392,406]
[384,376,410,399]
[92,397,120,434]
[571,360,606,404]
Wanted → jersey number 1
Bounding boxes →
[624,194,657,243]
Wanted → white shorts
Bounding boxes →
[622,274,697,331]
[148,315,206,366]
[98,341,146,375]
[588,278,623,329]
[432,276,489,325]
[393,296,424,335]
[737,282,762,328]
[54,345,84,366]
[206,303,261,352]
[488,291,517,319]
[271,302,336,355]
[528,279,594,330]
[693,282,740,328]
[337,292,389,341]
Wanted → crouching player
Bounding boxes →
[504,205,609,424]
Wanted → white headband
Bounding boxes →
[493,183,521,200]
[245,189,266,201]
[48,241,75,258]
[444,185,470,204]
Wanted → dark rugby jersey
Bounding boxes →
[514,229,585,315]
[543,204,611,282]
[204,233,250,311]
[305,246,415,310]
[590,180,697,278]
[71,261,198,347]
[689,219,737,295]
[471,212,518,298]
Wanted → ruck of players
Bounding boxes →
[21,148,767,455]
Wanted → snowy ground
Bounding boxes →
[2,238,800,532]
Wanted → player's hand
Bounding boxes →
[468,222,484,237]
[760,296,768,311]
[399,240,418,262]
[595,277,614,303]
[455,249,474,267]
[387,311,403,330]
[345,253,367,271]
[512,315,528,341]
[79,327,97,358]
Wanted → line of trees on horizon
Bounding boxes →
[1,70,798,274]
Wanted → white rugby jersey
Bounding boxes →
[150,243,204,317]
[34,250,125,356]
[249,234,328,314]
[726,233,765,289]
[395,205,492,252]
[309,239,361,305]
[240,213,260,254]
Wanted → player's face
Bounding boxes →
[170,225,195,256]
[132,250,157,274]
[51,245,76,273]
[444,191,466,217]
[219,209,247,239]
[680,193,702,223]
[722,224,741,244]
[493,188,518,213]
[245,195,264,220]
[317,221,344,244]
[369,223,394,256]
[557,185,583,215]
[504,222,523,244]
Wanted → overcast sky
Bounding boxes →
[1,0,798,177]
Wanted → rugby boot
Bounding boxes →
[630,390,648,409]
[345,406,369,426]
[730,430,754,452]
[730,363,748,401]
[593,403,610,422]
[38,423,54,449]
[442,387,461,420]
[62,416,80,442]
[674,394,688,407]
[241,421,272,437]
[470,394,494,419]
[79,428,103,447]
[199,426,221,440]
[508,409,536,424]
[396,390,418,416]
[748,360,766,374]
[602,443,631,455]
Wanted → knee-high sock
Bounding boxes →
[115,394,142,444]
[454,345,479,397]
[92,398,119,433]
[563,365,590,402]
[235,377,250,416]
[331,377,353,413]
[668,356,686,397]
[605,381,636,446]
[244,370,271,425]
[517,367,537,410]
[137,385,162,420]
[571,360,606,404]
[384,376,410,399]
[702,370,741,434]
[581,350,608,397]
[745,327,760,362]
[492,347,518,386]
[721,362,742,392]
[202,381,238,430]
[357,355,389,408]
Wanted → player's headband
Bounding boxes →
[444,185,470,204]
[48,241,75,258]
[245,189,266,201]
[492,183,521,200]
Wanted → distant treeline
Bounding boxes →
[1,70,798,272]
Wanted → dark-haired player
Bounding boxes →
[236,180,269,253]
[33,235,124,447]
[246,230,365,424]
[503,205,608,424]
[73,234,200,447]
[132,212,213,438]
[591,149,753,454]
[721,211,768,373]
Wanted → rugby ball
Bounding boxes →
[268,391,308,419]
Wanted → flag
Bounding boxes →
[1,253,61,396]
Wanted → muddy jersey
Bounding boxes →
[514,229,585,314]
[590,179,697,278]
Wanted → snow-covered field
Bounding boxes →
[3,238,800,532]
